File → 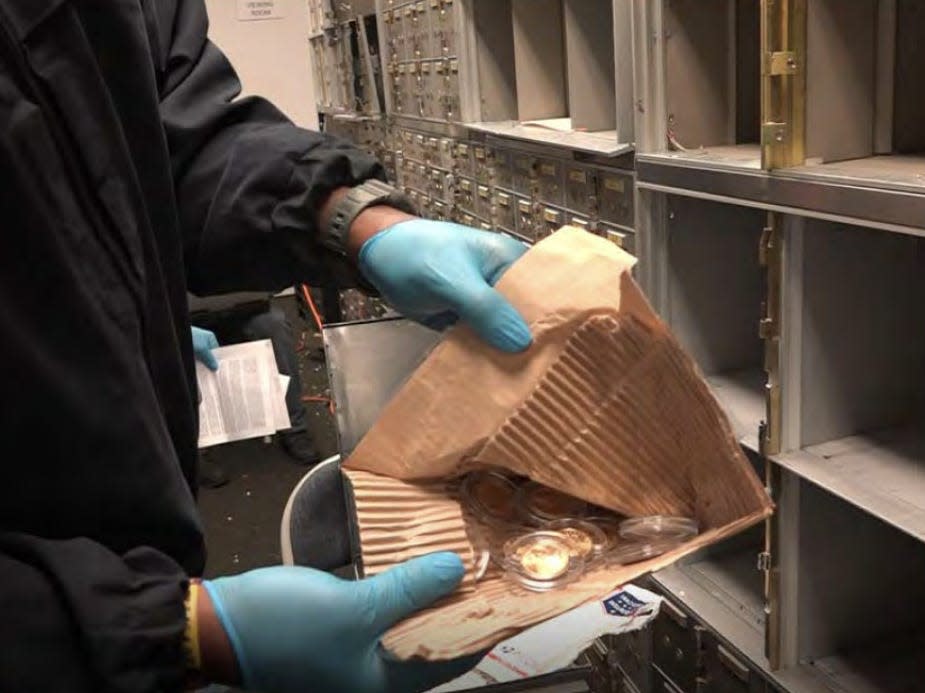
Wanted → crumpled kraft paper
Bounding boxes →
[343,226,773,660]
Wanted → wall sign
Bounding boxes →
[237,0,284,21]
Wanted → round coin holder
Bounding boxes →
[605,537,682,566]
[460,470,522,527]
[474,546,491,581]
[517,481,589,525]
[543,518,610,563]
[501,530,585,591]
[586,515,624,548]
[618,515,699,543]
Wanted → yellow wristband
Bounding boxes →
[183,582,202,671]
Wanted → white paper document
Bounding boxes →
[197,340,291,448]
[430,585,661,691]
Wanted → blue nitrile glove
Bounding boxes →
[203,552,482,693]
[191,326,219,371]
[358,220,532,352]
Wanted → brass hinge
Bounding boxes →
[761,122,790,147]
[763,51,798,76]
[760,0,806,169]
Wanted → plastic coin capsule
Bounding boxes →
[605,538,682,566]
[474,547,491,581]
[460,470,521,526]
[543,518,610,561]
[502,530,584,591]
[586,515,623,548]
[517,482,589,524]
[618,515,698,543]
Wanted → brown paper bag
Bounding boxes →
[343,226,773,660]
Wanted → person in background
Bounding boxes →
[0,1,531,691]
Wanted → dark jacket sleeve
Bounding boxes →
[156,0,386,295]
[0,534,187,692]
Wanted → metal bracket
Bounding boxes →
[757,551,772,572]
[763,50,798,75]
[760,212,783,456]
[761,122,790,147]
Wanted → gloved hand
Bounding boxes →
[358,220,532,352]
[203,552,481,693]
[191,326,219,371]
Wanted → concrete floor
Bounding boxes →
[197,296,337,578]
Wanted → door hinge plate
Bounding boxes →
[763,50,799,75]
[761,122,790,146]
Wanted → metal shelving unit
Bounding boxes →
[307,0,925,690]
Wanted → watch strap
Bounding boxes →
[320,180,417,257]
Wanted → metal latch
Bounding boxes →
[759,317,776,340]
[763,50,798,75]
[757,551,772,572]
[758,225,773,266]
[761,122,789,146]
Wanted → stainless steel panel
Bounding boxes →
[456,175,477,215]
[893,1,925,153]
[665,195,763,375]
[515,193,536,240]
[652,667,686,693]
[494,189,516,231]
[323,318,440,455]
[444,57,461,120]
[798,221,925,447]
[437,137,456,169]
[472,0,517,122]
[414,0,432,59]
[536,157,565,206]
[427,166,444,198]
[417,192,432,217]
[536,205,565,241]
[635,155,925,234]
[664,0,735,149]
[493,147,514,189]
[564,0,616,132]
[430,0,454,58]
[806,0,877,162]
[512,0,567,120]
[599,222,635,255]
[565,164,597,215]
[607,628,653,693]
[472,144,492,185]
[512,152,536,195]
[652,602,703,692]
[431,198,448,220]
[455,140,474,176]
[794,480,925,663]
[701,635,766,693]
[597,171,634,226]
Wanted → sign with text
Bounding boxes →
[237,0,284,21]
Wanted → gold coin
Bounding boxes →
[526,485,586,519]
[473,475,517,521]
[516,537,570,580]
[557,527,594,558]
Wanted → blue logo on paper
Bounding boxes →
[602,591,647,617]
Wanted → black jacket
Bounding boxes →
[0,0,381,690]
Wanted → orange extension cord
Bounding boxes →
[299,284,335,415]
